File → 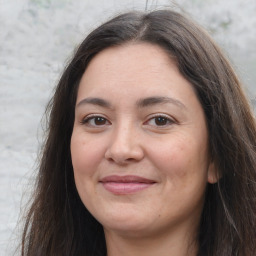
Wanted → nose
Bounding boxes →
[105,124,144,165]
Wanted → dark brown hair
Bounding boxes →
[21,10,256,256]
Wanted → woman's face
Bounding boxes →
[71,43,216,239]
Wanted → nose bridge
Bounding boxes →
[105,118,143,163]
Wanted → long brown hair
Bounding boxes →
[21,10,256,256]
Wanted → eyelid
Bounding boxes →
[144,113,176,126]
[79,113,176,128]
[80,114,111,126]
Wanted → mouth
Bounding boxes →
[99,175,156,195]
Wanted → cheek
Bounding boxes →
[70,132,106,208]
[70,132,105,179]
[147,135,209,185]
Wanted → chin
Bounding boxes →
[104,223,151,238]
[99,211,153,236]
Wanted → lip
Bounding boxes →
[99,175,156,195]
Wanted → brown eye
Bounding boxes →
[145,114,174,127]
[94,117,107,125]
[154,116,169,126]
[81,116,110,127]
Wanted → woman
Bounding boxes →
[21,9,256,256]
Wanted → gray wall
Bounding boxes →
[0,0,255,255]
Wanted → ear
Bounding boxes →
[207,161,219,184]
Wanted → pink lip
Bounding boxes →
[99,175,156,195]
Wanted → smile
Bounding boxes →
[99,175,156,195]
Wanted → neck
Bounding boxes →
[104,226,198,256]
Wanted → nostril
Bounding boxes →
[105,151,140,165]
[108,158,115,163]
[126,158,135,161]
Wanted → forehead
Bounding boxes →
[77,43,192,99]
[86,42,175,75]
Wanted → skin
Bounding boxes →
[70,43,216,256]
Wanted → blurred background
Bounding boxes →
[0,0,255,255]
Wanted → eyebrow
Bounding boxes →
[76,96,186,109]
[136,96,186,109]
[76,97,112,109]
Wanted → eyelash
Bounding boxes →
[80,115,110,127]
[144,114,175,127]
[80,114,175,128]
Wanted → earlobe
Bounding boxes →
[207,162,219,184]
